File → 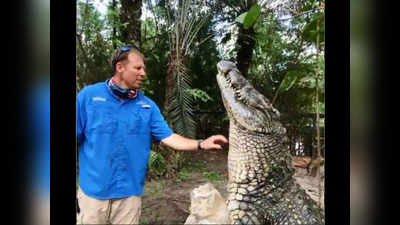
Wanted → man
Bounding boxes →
[76,45,228,224]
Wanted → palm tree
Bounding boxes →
[164,0,210,138]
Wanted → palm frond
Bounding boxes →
[169,61,196,138]
[166,0,211,138]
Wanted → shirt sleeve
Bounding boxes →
[76,91,86,143]
[150,102,173,142]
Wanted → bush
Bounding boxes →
[147,151,167,179]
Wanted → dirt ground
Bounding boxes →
[140,149,325,224]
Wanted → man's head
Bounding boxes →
[111,46,146,89]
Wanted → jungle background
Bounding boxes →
[76,0,325,223]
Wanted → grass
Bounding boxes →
[145,180,166,197]
[177,157,225,183]
[202,171,224,182]
[180,158,207,172]
[176,168,191,182]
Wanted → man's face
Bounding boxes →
[117,52,146,89]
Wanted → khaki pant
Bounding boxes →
[30,191,50,225]
[77,186,141,224]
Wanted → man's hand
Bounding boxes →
[200,135,228,150]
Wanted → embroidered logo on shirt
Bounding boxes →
[92,97,107,102]
[136,101,151,108]
[141,104,151,108]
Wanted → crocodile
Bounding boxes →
[216,60,325,225]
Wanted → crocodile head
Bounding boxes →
[216,60,285,135]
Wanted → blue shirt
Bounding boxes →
[77,81,173,199]
[29,80,50,195]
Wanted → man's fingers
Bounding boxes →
[213,140,225,145]
[202,135,228,150]
[212,135,228,144]
[211,144,222,149]
[217,135,228,143]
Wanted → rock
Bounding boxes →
[184,183,230,224]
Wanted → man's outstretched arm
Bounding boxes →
[161,133,228,151]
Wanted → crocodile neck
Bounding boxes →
[227,121,294,186]
[227,121,324,224]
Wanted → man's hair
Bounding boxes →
[111,46,145,74]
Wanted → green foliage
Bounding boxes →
[104,2,126,47]
[148,151,168,178]
[140,16,170,104]
[278,71,298,93]
[241,3,261,29]
[302,12,325,49]
[235,12,247,24]
[248,9,324,109]
[184,89,213,103]
[169,151,184,171]
[187,16,226,138]
[240,2,325,156]
[76,1,114,91]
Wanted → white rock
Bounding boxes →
[184,183,230,224]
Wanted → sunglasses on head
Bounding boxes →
[113,45,141,66]
[120,45,132,52]
[114,45,132,63]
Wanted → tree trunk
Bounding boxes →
[112,0,117,49]
[164,52,176,124]
[235,0,257,77]
[236,26,255,77]
[120,0,142,47]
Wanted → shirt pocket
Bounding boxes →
[86,105,117,134]
[128,107,152,135]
